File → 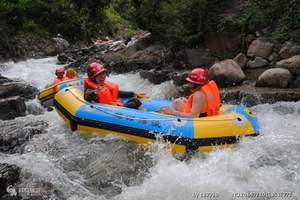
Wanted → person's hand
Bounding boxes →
[135,93,147,99]
[160,106,173,115]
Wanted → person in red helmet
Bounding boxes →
[161,67,220,118]
[51,67,66,85]
[84,62,143,108]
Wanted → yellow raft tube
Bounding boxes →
[38,79,83,107]
[54,86,260,155]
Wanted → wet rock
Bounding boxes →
[290,76,300,88]
[0,120,48,153]
[0,163,21,198]
[247,57,269,68]
[268,52,279,63]
[279,41,300,59]
[276,55,300,75]
[233,53,248,69]
[247,39,274,59]
[128,45,164,69]
[0,74,12,84]
[139,69,172,84]
[208,59,246,87]
[52,37,70,52]
[256,68,291,88]
[0,82,38,100]
[172,71,189,86]
[0,32,70,62]
[125,31,152,53]
[174,48,215,69]
[222,85,300,106]
[0,96,26,120]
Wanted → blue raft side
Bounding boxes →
[75,102,195,139]
[225,105,260,135]
[122,97,173,112]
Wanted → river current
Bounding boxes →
[1,57,300,200]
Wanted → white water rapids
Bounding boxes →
[1,57,300,200]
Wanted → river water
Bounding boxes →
[1,57,300,200]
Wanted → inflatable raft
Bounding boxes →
[54,86,260,154]
[38,79,83,107]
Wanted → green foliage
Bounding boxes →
[0,0,110,41]
[1,0,299,46]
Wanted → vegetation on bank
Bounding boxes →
[0,0,299,46]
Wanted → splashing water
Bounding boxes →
[0,58,300,200]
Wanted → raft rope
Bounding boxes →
[67,89,241,122]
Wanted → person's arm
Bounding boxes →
[162,92,206,118]
[118,90,136,98]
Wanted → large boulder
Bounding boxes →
[0,119,48,153]
[208,59,246,87]
[222,85,300,106]
[290,76,300,88]
[276,55,300,75]
[0,96,26,120]
[0,163,20,198]
[174,48,216,69]
[139,69,172,84]
[268,52,279,63]
[172,71,190,86]
[247,39,274,59]
[279,41,300,59]
[256,68,292,88]
[247,57,269,68]
[45,37,70,56]
[0,75,38,120]
[0,82,37,100]
[233,53,248,69]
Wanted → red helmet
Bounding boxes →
[86,62,106,78]
[186,68,208,85]
[55,67,65,75]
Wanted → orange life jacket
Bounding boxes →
[52,77,66,85]
[84,78,120,105]
[183,80,220,117]
[84,78,97,90]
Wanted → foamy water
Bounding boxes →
[1,58,300,200]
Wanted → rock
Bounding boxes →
[174,48,215,69]
[172,71,189,86]
[204,29,242,57]
[233,53,248,68]
[0,96,26,120]
[0,120,48,153]
[126,31,152,52]
[247,39,274,59]
[247,57,269,68]
[52,37,70,51]
[222,85,300,106]
[268,52,279,63]
[245,34,256,44]
[139,69,172,84]
[256,68,291,88]
[0,74,12,84]
[276,55,300,75]
[208,59,246,87]
[0,163,20,198]
[290,76,300,88]
[0,82,38,100]
[278,41,300,59]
